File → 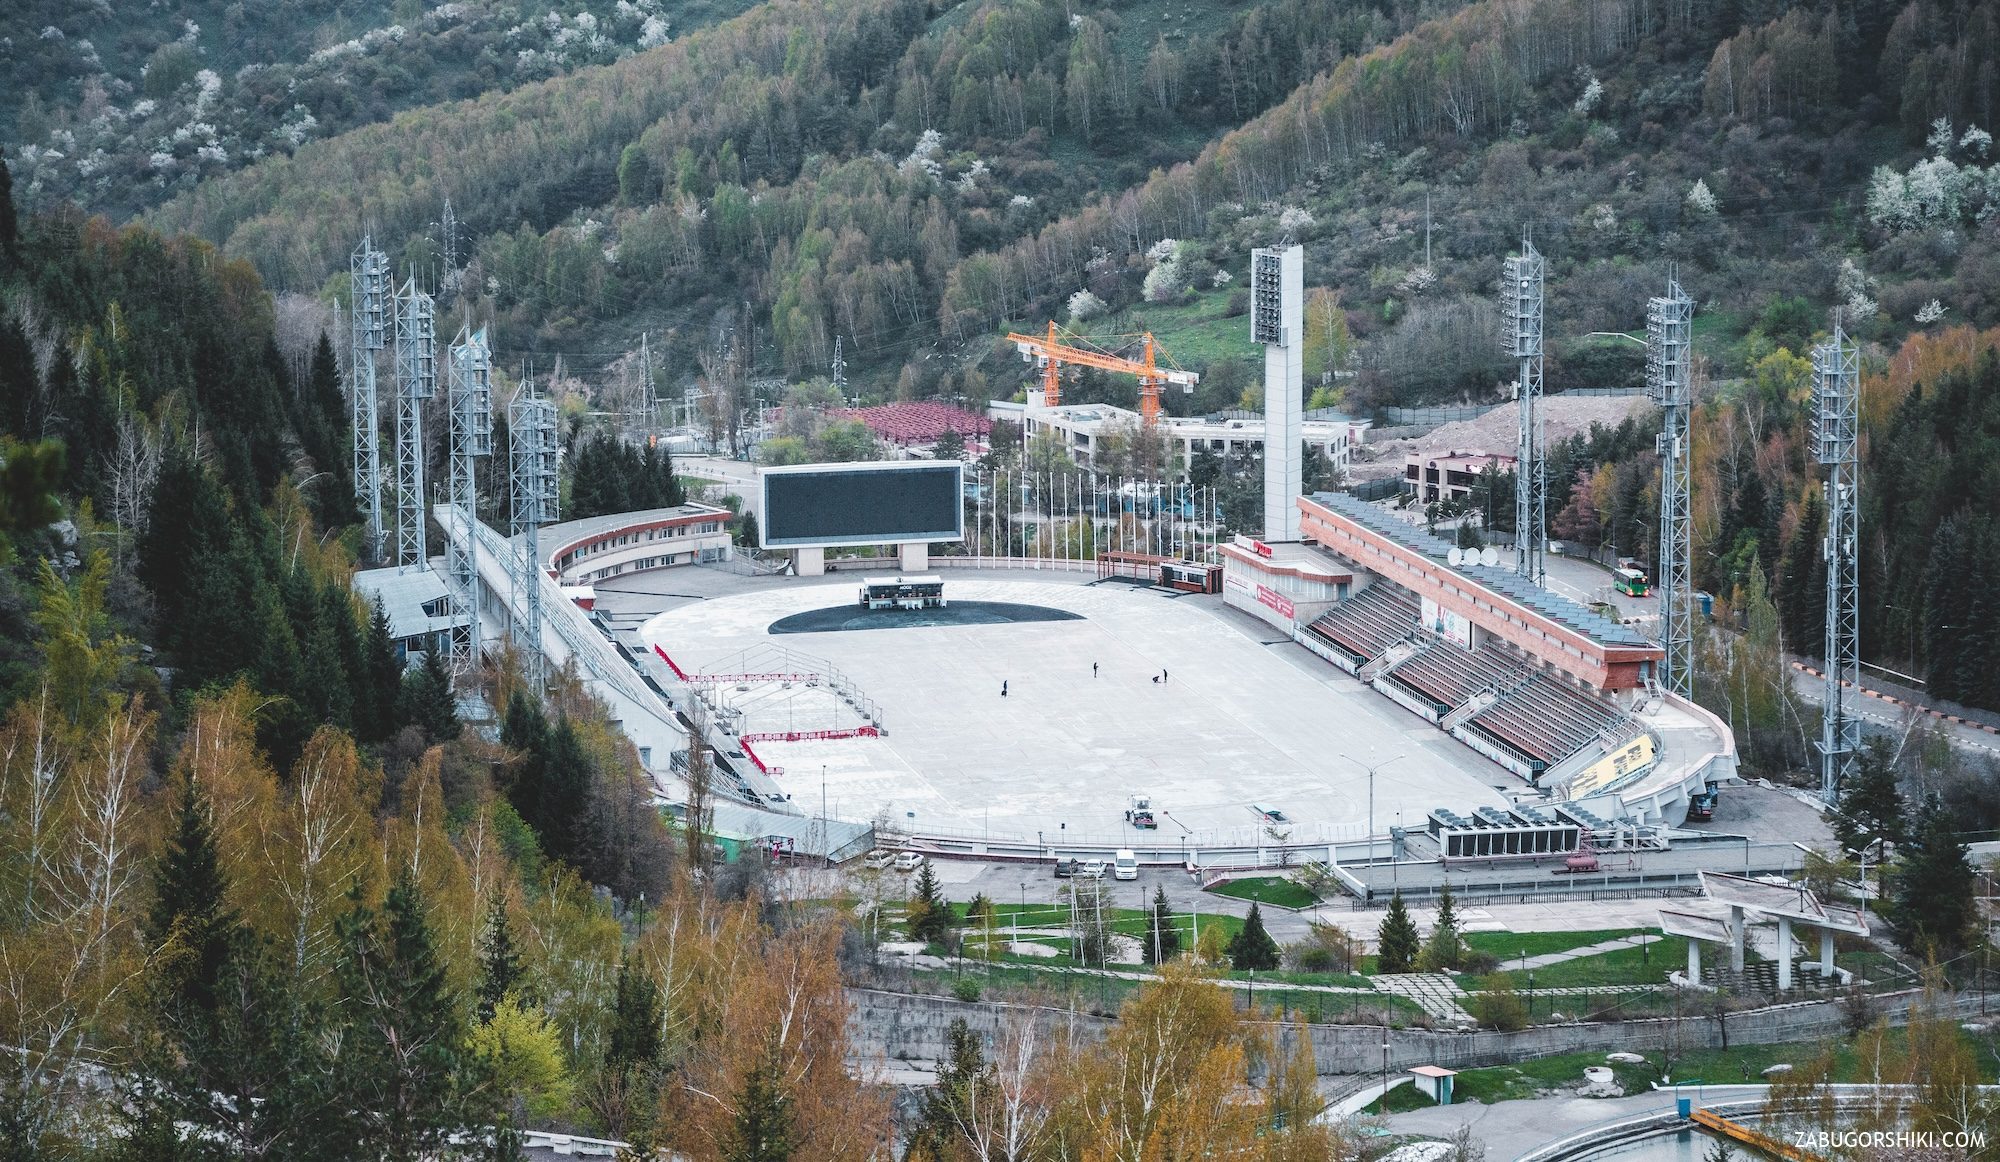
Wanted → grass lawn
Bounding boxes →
[1206,876,1319,910]
[1359,1082,1437,1116]
[1521,936,1687,989]
[1462,929,1646,963]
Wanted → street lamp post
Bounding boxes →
[1355,754,1408,871]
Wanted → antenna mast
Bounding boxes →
[1502,233,1547,586]
[1812,315,1861,803]
[1647,271,1695,697]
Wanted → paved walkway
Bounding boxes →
[1371,973,1474,1023]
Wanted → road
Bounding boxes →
[677,454,762,522]
[1787,662,2000,759]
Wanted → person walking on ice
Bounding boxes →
[1092,662,1098,678]
[1002,680,1009,697]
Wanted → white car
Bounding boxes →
[893,851,924,872]
[862,850,894,870]
[1075,859,1107,879]
[1113,850,1138,880]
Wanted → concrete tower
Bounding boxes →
[1253,244,1304,542]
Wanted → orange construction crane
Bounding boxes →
[1005,322,1199,424]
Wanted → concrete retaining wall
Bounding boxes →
[848,987,1988,1076]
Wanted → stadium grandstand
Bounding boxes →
[832,401,991,448]
[1226,490,1736,822]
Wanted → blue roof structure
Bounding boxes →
[1308,491,1654,650]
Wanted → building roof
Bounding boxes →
[1408,1065,1458,1078]
[539,503,732,562]
[835,401,992,443]
[702,800,874,860]
[1307,492,1652,649]
[1657,908,1736,944]
[1030,403,1363,440]
[351,565,467,642]
[1697,871,1870,933]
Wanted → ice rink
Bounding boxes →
[638,576,1510,845]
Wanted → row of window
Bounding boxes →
[557,520,726,570]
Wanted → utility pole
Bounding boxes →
[831,335,847,402]
[1647,272,1694,697]
[351,238,391,564]
[1813,315,1861,803]
[1502,234,1546,586]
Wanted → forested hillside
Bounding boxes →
[3,0,757,221]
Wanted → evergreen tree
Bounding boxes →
[1142,885,1181,965]
[1777,490,1827,657]
[502,689,551,836]
[135,777,338,1158]
[397,646,461,741]
[908,859,953,946]
[725,1038,796,1162]
[359,598,402,742]
[1225,903,1281,971]
[146,775,237,1017]
[906,1018,987,1162]
[538,713,594,866]
[607,959,663,1072]
[1418,882,1464,972]
[1377,891,1420,974]
[1832,736,1904,856]
[477,894,522,1023]
[334,869,478,1158]
[1890,792,1978,959]
[0,149,17,270]
[737,510,760,548]
[0,316,35,437]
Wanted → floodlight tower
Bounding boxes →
[446,325,494,676]
[1647,273,1695,697]
[1502,236,1547,586]
[1812,317,1861,803]
[509,376,560,691]
[350,239,392,563]
[393,279,436,570]
[1252,244,1303,542]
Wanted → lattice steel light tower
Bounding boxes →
[1502,236,1547,587]
[1813,317,1861,803]
[447,325,494,676]
[1647,274,1695,697]
[510,376,560,691]
[350,239,392,563]
[393,279,436,570]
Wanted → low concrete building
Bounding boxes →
[1012,403,1366,479]
[544,504,735,585]
[351,566,467,662]
[1403,449,1515,504]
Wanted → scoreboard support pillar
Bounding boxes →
[899,542,930,572]
[795,547,826,577]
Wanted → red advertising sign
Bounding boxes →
[1251,539,1274,558]
[1255,584,1295,620]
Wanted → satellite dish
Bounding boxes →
[1448,547,1464,565]
[1481,547,1501,567]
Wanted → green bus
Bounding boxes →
[1612,567,1650,597]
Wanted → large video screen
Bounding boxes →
[761,462,964,548]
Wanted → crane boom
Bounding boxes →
[1006,323,1198,424]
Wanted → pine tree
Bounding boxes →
[725,1038,796,1162]
[335,869,478,1157]
[1418,883,1464,972]
[607,959,663,1072]
[906,1018,987,1161]
[1377,891,1420,974]
[477,893,522,1023]
[0,316,35,437]
[538,713,594,866]
[1226,903,1281,971]
[1143,885,1181,965]
[1832,736,1903,856]
[0,149,18,269]
[398,646,461,741]
[909,859,953,946]
[359,597,402,742]
[1890,792,1977,959]
[1777,490,1826,656]
[147,775,238,1016]
[502,689,551,837]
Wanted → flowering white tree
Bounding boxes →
[1067,289,1107,322]
[1574,72,1604,116]
[1914,299,1947,324]
[1278,205,1315,233]
[1685,179,1719,217]
[1836,258,1877,320]
[1142,239,1186,303]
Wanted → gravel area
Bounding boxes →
[1350,396,1656,482]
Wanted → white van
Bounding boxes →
[1113,849,1138,880]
